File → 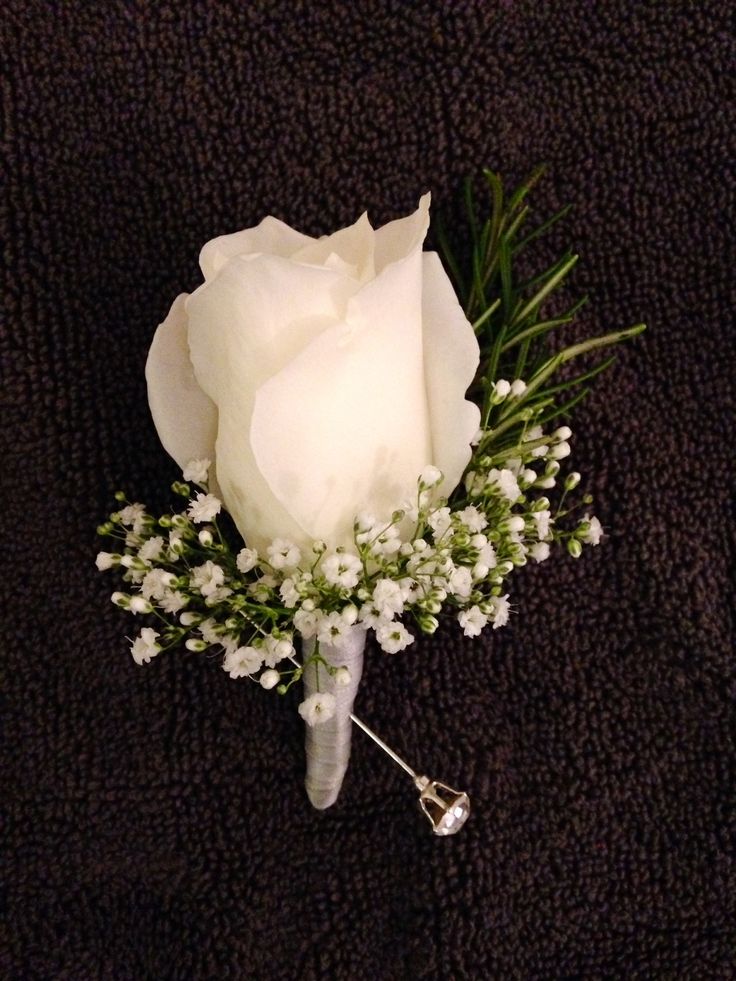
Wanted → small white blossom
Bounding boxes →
[358,602,392,629]
[198,618,222,645]
[489,594,511,629]
[236,548,259,573]
[223,646,263,679]
[187,493,221,524]
[191,561,225,597]
[334,666,352,687]
[487,468,521,503]
[474,538,497,568]
[267,538,301,570]
[533,509,552,540]
[449,566,473,599]
[530,542,551,563]
[280,577,301,607]
[317,611,351,646]
[580,515,603,545]
[204,585,233,605]
[322,552,363,589]
[294,607,320,639]
[554,426,572,441]
[95,551,117,571]
[159,590,188,613]
[372,579,405,618]
[531,444,549,458]
[130,627,161,665]
[138,536,165,563]
[398,577,423,604]
[458,606,488,638]
[427,506,452,539]
[458,506,487,533]
[118,503,146,532]
[183,458,211,484]
[262,634,294,668]
[376,621,414,654]
[140,568,176,600]
[298,691,337,726]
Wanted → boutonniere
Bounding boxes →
[98,170,644,834]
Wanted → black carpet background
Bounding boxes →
[3,2,734,978]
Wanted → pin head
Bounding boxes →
[415,775,470,836]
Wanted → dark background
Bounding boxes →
[3,2,734,978]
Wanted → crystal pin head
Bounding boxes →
[415,775,471,836]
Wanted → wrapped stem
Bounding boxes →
[301,626,366,809]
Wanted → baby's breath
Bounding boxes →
[99,410,603,725]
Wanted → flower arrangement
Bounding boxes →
[98,169,643,816]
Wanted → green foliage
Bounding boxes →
[437,167,646,471]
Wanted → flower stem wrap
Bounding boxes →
[302,626,366,809]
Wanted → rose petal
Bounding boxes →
[187,254,364,551]
[199,216,315,281]
[421,251,481,492]
[292,211,375,284]
[187,252,361,393]
[249,241,431,548]
[373,192,430,273]
[145,293,218,472]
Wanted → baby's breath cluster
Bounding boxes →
[98,408,602,724]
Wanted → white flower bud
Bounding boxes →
[341,604,358,625]
[549,441,571,460]
[565,471,581,491]
[491,379,511,403]
[501,515,525,533]
[554,426,572,441]
[111,591,129,608]
[567,539,583,558]
[260,669,280,690]
[334,666,352,687]
[179,611,201,626]
[198,529,214,546]
[510,379,527,397]
[185,638,208,651]
[129,596,153,615]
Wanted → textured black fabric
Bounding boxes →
[3,2,734,978]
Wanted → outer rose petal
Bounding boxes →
[145,293,218,472]
[249,227,431,549]
[373,192,431,272]
[421,252,481,492]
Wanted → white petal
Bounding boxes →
[249,243,431,549]
[187,253,360,392]
[421,251,481,495]
[373,193,430,273]
[292,211,375,284]
[199,216,315,281]
[145,293,218,472]
[187,254,362,551]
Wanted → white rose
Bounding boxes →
[146,195,480,553]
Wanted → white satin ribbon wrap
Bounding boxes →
[302,626,366,809]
